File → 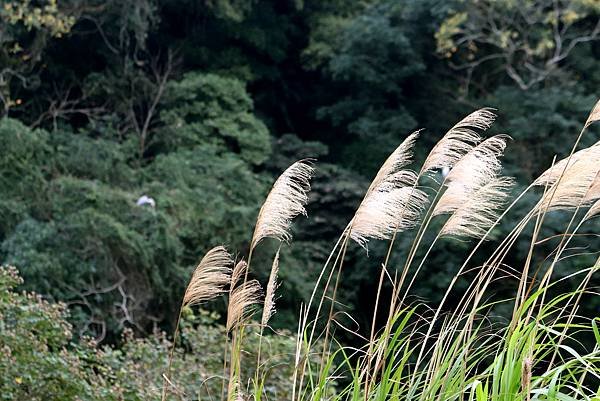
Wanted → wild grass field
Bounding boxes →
[5,104,598,400]
[2,2,600,400]
[157,105,600,401]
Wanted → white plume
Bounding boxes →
[251,160,315,250]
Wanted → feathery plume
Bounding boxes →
[226,279,262,332]
[183,246,232,307]
[231,260,248,289]
[444,135,508,184]
[420,108,496,175]
[251,160,315,250]
[366,131,420,195]
[585,99,600,129]
[533,147,593,186]
[432,182,469,217]
[440,176,515,239]
[261,249,280,328]
[349,133,428,248]
[226,259,249,329]
[433,135,509,215]
[351,185,429,248]
[537,147,600,212]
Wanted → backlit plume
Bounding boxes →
[583,174,600,220]
[183,246,233,307]
[251,160,315,250]
[584,173,600,204]
[584,99,600,129]
[440,177,515,238]
[533,146,597,186]
[420,108,496,175]
[366,130,420,195]
[261,249,280,328]
[434,135,508,216]
[227,260,262,332]
[226,280,262,332]
[585,199,600,220]
[351,185,429,248]
[350,133,428,248]
[537,147,600,212]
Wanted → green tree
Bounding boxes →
[0,0,75,113]
[436,0,600,95]
[314,1,425,172]
[0,69,272,339]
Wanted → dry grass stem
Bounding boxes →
[261,249,280,327]
[251,160,315,250]
[584,99,600,128]
[440,176,515,238]
[585,199,600,220]
[420,108,496,175]
[183,246,233,307]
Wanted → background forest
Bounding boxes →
[0,0,599,398]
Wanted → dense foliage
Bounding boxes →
[0,0,598,344]
[0,265,302,400]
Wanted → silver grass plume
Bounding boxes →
[261,249,280,327]
[584,99,600,129]
[351,183,429,248]
[226,279,262,332]
[231,260,248,291]
[365,130,420,195]
[433,135,509,216]
[533,146,596,186]
[182,246,233,307]
[420,108,496,175]
[440,176,515,238]
[584,173,600,203]
[251,160,315,250]
[227,260,262,332]
[350,133,428,248]
[537,147,600,212]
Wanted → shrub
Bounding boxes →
[0,265,301,400]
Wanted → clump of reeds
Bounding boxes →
[226,265,261,333]
[163,100,600,401]
[163,158,315,400]
[162,246,234,400]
